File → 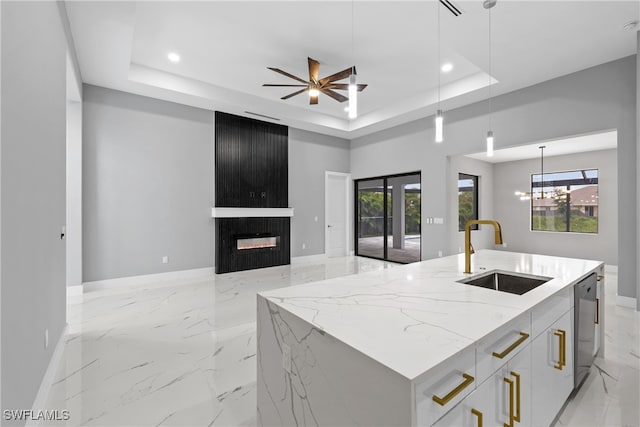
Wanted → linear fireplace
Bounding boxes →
[235,234,279,251]
[216,217,290,274]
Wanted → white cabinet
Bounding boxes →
[433,344,531,427]
[531,309,574,427]
[415,347,477,425]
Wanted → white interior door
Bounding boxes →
[325,172,350,257]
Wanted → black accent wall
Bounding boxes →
[214,112,290,274]
[215,111,288,208]
[216,217,291,274]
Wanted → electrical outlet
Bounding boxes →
[314,216,318,222]
[44,329,49,349]
[162,256,169,264]
[282,343,292,373]
[302,243,306,250]
[502,242,508,248]
[438,250,443,257]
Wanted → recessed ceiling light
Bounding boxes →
[167,52,181,63]
[623,21,638,31]
[441,63,454,73]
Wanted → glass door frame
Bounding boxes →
[354,171,422,263]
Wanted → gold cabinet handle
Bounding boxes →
[553,330,563,370]
[595,298,600,324]
[504,377,514,427]
[492,332,530,359]
[553,329,567,370]
[471,408,483,427]
[432,373,475,406]
[510,371,521,423]
[597,275,604,282]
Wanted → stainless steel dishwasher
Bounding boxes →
[574,272,597,388]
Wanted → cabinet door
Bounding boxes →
[531,310,574,427]
[433,345,530,427]
[505,344,532,427]
[432,374,497,427]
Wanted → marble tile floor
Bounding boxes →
[38,259,638,427]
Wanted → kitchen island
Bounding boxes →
[256,250,604,426]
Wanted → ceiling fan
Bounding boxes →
[263,57,367,105]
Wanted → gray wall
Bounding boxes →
[494,149,618,265]
[448,155,495,254]
[1,1,68,418]
[289,128,350,257]
[83,85,214,282]
[352,56,636,300]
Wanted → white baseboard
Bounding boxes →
[82,267,214,293]
[66,285,83,296]
[291,253,329,263]
[26,324,68,427]
[616,294,637,309]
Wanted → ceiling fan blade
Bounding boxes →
[320,88,348,103]
[325,83,368,91]
[281,88,308,100]
[308,57,320,83]
[310,95,318,105]
[263,84,308,87]
[267,67,309,85]
[319,67,353,85]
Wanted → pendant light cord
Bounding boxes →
[488,7,492,130]
[438,2,441,109]
[351,0,355,67]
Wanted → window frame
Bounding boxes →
[529,168,599,234]
[458,173,479,232]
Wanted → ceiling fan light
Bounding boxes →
[435,110,444,143]
[308,87,320,97]
[486,131,494,157]
[348,71,357,119]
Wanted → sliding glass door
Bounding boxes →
[355,172,421,263]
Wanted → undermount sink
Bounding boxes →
[457,270,552,295]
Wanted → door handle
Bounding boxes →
[504,377,515,427]
[595,298,600,324]
[553,329,566,370]
[510,371,521,423]
[471,408,483,427]
[327,225,332,228]
[432,373,474,406]
[492,332,529,359]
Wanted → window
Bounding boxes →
[458,173,478,231]
[531,169,598,233]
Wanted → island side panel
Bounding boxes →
[257,295,412,426]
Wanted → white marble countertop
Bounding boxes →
[258,250,603,381]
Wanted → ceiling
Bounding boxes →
[65,1,639,139]
[465,130,618,163]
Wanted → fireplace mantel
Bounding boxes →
[211,207,294,218]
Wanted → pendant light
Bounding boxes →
[349,67,357,119]
[539,145,545,200]
[485,0,495,156]
[348,0,357,119]
[435,1,444,143]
